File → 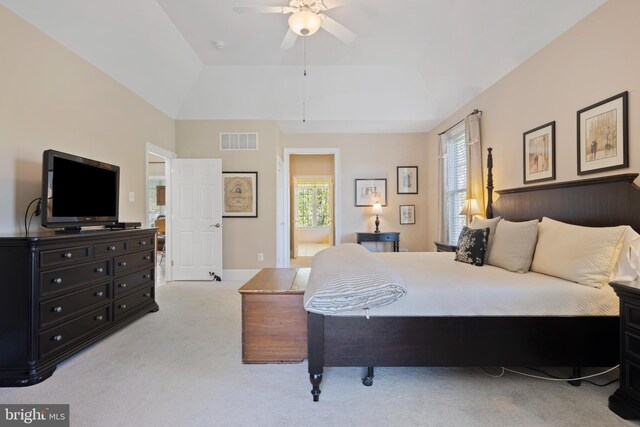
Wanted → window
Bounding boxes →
[296,181,330,228]
[443,124,467,244]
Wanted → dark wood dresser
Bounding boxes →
[356,232,400,252]
[0,228,159,386]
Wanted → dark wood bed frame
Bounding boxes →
[307,147,640,401]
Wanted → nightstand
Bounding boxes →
[609,280,640,419]
[356,232,400,252]
[434,242,457,253]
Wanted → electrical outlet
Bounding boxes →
[257,253,264,262]
[399,248,409,252]
[128,191,135,202]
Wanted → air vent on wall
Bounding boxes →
[220,133,259,151]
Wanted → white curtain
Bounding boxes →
[465,112,484,216]
[437,133,448,242]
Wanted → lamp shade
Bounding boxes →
[459,199,482,216]
[372,202,383,215]
[288,10,322,36]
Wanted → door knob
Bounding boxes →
[210,223,222,228]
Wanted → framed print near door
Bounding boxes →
[577,91,628,175]
[223,172,258,217]
[399,205,415,225]
[397,166,418,194]
[523,121,555,184]
[355,179,387,206]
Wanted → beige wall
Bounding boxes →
[290,154,334,177]
[282,133,429,252]
[426,0,640,246]
[0,6,175,234]
[175,120,280,269]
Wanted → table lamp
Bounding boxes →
[459,198,482,225]
[372,202,383,233]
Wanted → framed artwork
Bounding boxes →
[222,172,258,217]
[399,205,415,225]
[577,91,628,175]
[355,179,387,206]
[397,166,418,194]
[523,121,555,184]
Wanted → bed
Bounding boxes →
[306,148,640,401]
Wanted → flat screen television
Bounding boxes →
[42,149,120,230]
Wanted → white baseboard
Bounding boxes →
[222,269,260,282]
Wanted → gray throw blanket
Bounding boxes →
[303,244,407,315]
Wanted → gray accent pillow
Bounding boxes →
[455,226,489,266]
[469,216,501,262]
[487,219,539,273]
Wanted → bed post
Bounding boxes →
[308,312,325,402]
[485,147,494,219]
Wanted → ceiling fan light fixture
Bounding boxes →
[288,10,322,36]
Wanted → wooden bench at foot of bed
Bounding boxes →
[239,268,309,363]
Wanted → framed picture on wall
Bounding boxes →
[397,166,418,194]
[577,91,628,175]
[399,205,415,225]
[222,172,258,217]
[355,179,387,206]
[523,121,555,184]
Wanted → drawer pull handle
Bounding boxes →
[53,306,63,313]
[120,283,127,288]
[140,241,147,245]
[53,277,63,284]
[95,291,104,297]
[143,274,150,279]
[108,245,116,251]
[53,335,62,342]
[96,267,104,273]
[120,261,127,267]
[63,252,72,259]
[119,304,127,309]
[143,293,151,297]
[95,315,104,321]
[144,255,151,260]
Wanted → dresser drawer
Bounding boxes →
[114,268,154,297]
[40,282,111,328]
[40,245,91,268]
[94,240,128,258]
[624,302,640,331]
[41,260,111,296]
[113,287,154,320]
[114,250,154,274]
[39,306,110,358]
[129,237,154,251]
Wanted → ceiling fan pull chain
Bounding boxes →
[302,36,307,123]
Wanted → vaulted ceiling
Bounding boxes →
[1,0,606,133]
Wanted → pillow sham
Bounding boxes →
[531,217,625,288]
[487,219,539,273]
[469,216,501,262]
[610,226,640,282]
[455,226,489,266]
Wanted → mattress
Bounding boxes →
[325,252,619,317]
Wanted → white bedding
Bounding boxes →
[324,252,619,317]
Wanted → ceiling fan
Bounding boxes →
[234,0,356,49]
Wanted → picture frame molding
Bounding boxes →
[397,166,419,194]
[222,171,258,218]
[399,205,416,225]
[355,178,387,207]
[522,121,556,184]
[576,91,628,175]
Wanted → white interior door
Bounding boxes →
[329,177,334,246]
[292,177,299,259]
[276,156,286,267]
[171,159,222,281]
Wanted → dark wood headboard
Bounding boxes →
[485,148,640,232]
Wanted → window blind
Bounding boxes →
[444,124,467,244]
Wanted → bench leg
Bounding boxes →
[362,366,374,386]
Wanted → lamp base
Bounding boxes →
[374,215,380,233]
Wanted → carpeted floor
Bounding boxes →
[0,281,633,427]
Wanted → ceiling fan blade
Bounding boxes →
[319,0,347,10]
[233,6,294,14]
[320,15,356,44]
[280,29,298,49]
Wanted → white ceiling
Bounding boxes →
[1,0,606,133]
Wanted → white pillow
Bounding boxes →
[469,216,501,262]
[487,219,539,273]
[610,226,640,282]
[531,217,625,288]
